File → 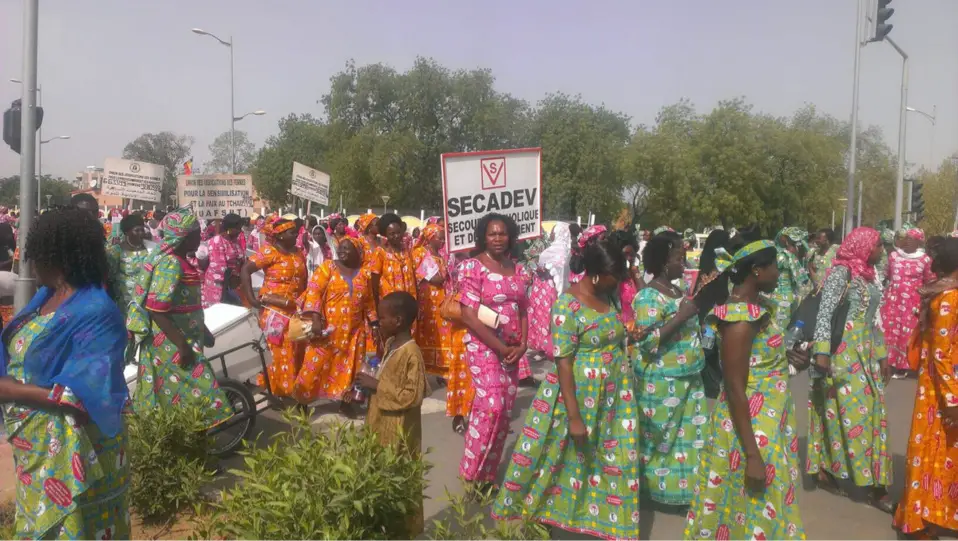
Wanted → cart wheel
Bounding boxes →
[208,378,257,457]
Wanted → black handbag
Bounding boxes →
[788,284,849,354]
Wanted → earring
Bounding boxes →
[592,275,599,285]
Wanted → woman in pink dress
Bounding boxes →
[201,213,246,307]
[881,225,934,378]
[457,213,531,492]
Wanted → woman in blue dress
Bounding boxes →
[0,208,130,539]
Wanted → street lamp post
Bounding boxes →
[192,28,236,173]
[906,105,936,168]
[37,135,70,207]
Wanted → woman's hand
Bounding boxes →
[786,348,810,371]
[745,454,767,493]
[880,359,891,385]
[503,345,525,365]
[355,373,378,391]
[568,416,588,447]
[177,344,197,367]
[812,353,831,375]
[309,313,326,335]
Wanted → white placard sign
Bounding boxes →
[177,174,255,219]
[441,148,542,253]
[290,162,330,206]
[102,158,165,202]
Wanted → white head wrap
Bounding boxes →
[537,222,573,292]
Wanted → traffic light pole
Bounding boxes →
[15,0,38,311]
[886,35,908,231]
[845,0,864,237]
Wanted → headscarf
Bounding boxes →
[653,226,674,236]
[308,225,330,269]
[714,240,776,274]
[157,208,200,254]
[577,224,607,249]
[426,216,441,225]
[776,227,808,253]
[415,223,444,250]
[538,222,573,292]
[356,213,378,236]
[880,227,896,246]
[831,227,879,282]
[899,222,925,242]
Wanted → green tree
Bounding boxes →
[205,130,256,174]
[526,93,630,221]
[251,114,330,207]
[0,175,76,208]
[918,158,958,235]
[122,132,194,205]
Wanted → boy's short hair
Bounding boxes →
[380,291,418,329]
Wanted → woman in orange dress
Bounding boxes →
[412,223,450,378]
[355,213,383,352]
[239,217,308,398]
[444,250,473,434]
[375,213,417,302]
[297,238,378,415]
[894,237,958,538]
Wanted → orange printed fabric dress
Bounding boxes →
[376,246,418,299]
[413,247,450,377]
[250,245,308,397]
[895,288,958,535]
[296,260,377,402]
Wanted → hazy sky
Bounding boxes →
[1,0,956,182]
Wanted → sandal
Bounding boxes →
[452,416,466,435]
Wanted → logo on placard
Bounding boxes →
[480,157,506,190]
[308,169,316,179]
[129,163,141,173]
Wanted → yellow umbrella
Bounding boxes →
[401,216,423,230]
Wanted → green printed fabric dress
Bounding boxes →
[3,314,131,539]
[685,302,804,540]
[766,249,812,330]
[632,287,707,505]
[492,293,640,541]
[807,266,892,487]
[106,243,149,318]
[130,253,233,428]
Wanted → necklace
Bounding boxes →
[654,276,681,296]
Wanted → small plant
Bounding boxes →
[194,408,430,540]
[427,486,550,540]
[128,403,216,523]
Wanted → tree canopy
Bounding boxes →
[113,57,949,232]
[205,130,257,174]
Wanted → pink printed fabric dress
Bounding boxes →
[880,249,933,370]
[527,269,558,356]
[457,258,531,482]
[201,234,244,308]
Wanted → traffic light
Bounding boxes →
[868,0,895,42]
[2,99,44,155]
[911,179,924,222]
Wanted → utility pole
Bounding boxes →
[887,36,908,231]
[15,0,39,310]
[845,0,864,236]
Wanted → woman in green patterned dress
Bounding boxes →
[127,209,232,428]
[633,233,706,506]
[685,241,806,540]
[767,227,813,329]
[807,227,893,512]
[106,213,150,317]
[0,208,131,539]
[492,238,640,541]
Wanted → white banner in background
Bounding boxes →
[291,162,330,206]
[177,174,255,218]
[441,148,542,253]
[102,158,165,202]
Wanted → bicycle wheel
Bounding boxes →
[208,378,257,457]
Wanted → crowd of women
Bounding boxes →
[2,187,958,539]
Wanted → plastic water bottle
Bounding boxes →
[701,326,715,351]
[784,320,805,350]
